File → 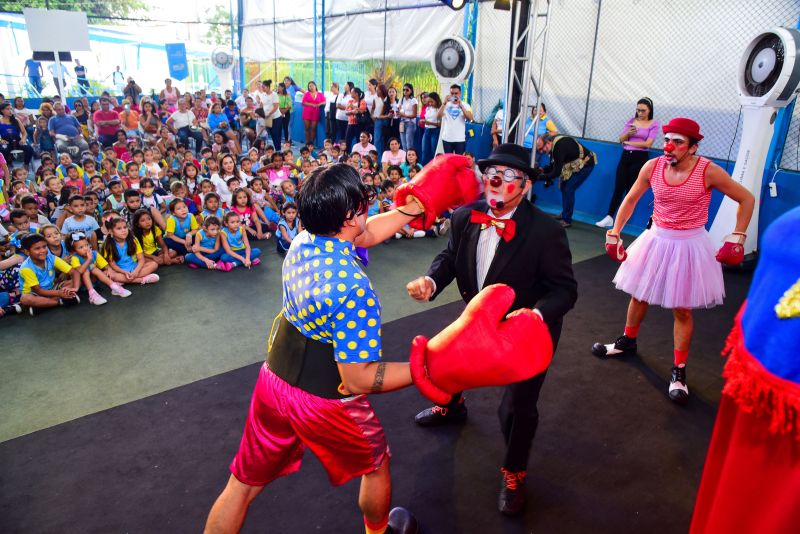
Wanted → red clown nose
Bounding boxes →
[664,142,676,152]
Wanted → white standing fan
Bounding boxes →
[211,48,235,92]
[708,28,800,255]
[430,36,475,155]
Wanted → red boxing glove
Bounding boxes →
[716,233,745,266]
[394,153,480,230]
[605,232,627,263]
[410,284,553,405]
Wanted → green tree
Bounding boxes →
[203,4,233,46]
[3,0,150,21]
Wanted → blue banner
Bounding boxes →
[165,43,189,81]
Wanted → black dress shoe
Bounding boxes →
[385,507,419,534]
[498,468,526,516]
[414,400,467,427]
[591,334,637,357]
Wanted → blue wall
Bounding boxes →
[463,121,800,240]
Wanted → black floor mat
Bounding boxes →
[0,256,751,533]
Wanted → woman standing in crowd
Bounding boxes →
[301,81,325,148]
[277,83,293,145]
[345,86,368,152]
[283,76,303,102]
[326,82,342,141]
[364,79,380,143]
[372,84,389,153]
[595,97,659,228]
[335,81,354,144]
[379,86,401,151]
[399,83,418,152]
[420,92,442,165]
[0,102,34,165]
[523,103,557,165]
[72,100,92,140]
[160,78,180,111]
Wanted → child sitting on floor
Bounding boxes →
[185,216,229,271]
[68,231,131,305]
[219,211,261,269]
[101,217,160,285]
[275,202,300,254]
[17,233,79,313]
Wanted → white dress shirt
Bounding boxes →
[476,207,516,290]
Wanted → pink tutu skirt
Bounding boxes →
[613,225,724,309]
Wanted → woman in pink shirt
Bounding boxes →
[301,81,326,148]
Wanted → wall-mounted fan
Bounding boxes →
[708,27,800,256]
[211,48,234,91]
[430,36,475,156]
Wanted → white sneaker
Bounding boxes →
[595,215,614,228]
[88,291,108,306]
[111,284,132,298]
[141,274,160,284]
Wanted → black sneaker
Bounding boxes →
[2,303,22,316]
[385,507,419,534]
[669,365,689,405]
[592,335,637,357]
[498,468,527,516]
[414,399,467,427]
[59,295,81,307]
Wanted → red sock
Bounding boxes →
[674,349,689,366]
[624,325,640,338]
[364,515,389,534]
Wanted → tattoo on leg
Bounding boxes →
[371,362,386,393]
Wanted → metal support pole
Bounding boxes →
[54,52,65,97]
[528,0,553,169]
[321,0,326,91]
[313,0,318,83]
[272,0,278,81]
[581,0,602,138]
[516,0,540,147]
[229,0,237,94]
[462,0,478,103]
[237,0,245,91]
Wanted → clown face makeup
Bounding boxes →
[482,165,529,212]
[663,133,692,167]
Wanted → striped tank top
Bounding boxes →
[650,156,712,230]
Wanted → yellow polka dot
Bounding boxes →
[369,339,378,348]
[324,284,331,293]
[324,298,333,306]
[304,276,311,285]
[378,328,382,336]
[367,318,377,327]
[358,330,366,338]
[337,283,346,292]
[316,317,325,326]
[339,270,347,278]
[324,271,333,278]
[311,334,320,340]
[325,258,333,265]
[339,296,347,304]
[338,352,347,360]
[336,312,345,320]
[314,247,321,254]
[303,249,310,257]
[339,258,348,266]
[307,304,315,313]
[347,320,356,329]
[357,309,367,318]
[312,259,320,267]
[291,283,297,291]
[303,323,311,331]
[291,269,296,277]
[367,298,375,306]
[354,273,363,279]
[379,349,383,357]
[304,290,310,298]
[313,288,320,295]
[344,248,351,255]
[359,350,369,359]
[347,341,357,350]
[314,273,320,281]
[346,300,356,309]
[337,331,346,339]
[356,288,365,297]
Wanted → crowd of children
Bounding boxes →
[0,134,466,318]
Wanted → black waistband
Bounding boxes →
[267,314,346,399]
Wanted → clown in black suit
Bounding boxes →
[406,143,578,516]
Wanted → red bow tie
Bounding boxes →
[470,210,516,242]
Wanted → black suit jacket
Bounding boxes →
[427,199,578,333]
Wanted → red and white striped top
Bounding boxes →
[650,156,712,230]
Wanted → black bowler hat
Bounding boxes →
[477,143,537,179]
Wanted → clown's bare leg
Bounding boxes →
[204,475,264,534]
[359,456,393,532]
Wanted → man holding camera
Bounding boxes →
[536,133,597,229]
[438,84,473,155]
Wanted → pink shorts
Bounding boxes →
[230,364,390,487]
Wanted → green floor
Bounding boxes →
[0,223,605,442]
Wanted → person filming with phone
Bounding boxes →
[438,84,473,155]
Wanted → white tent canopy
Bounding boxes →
[241,0,467,61]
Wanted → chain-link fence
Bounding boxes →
[537,0,799,162]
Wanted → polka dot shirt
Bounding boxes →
[282,231,382,364]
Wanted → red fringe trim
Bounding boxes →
[722,302,800,440]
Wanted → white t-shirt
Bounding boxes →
[336,94,352,121]
[381,149,406,166]
[441,101,472,143]
[352,142,376,158]
[372,97,384,119]
[400,97,418,120]
[365,92,378,118]
[494,109,504,134]
[235,95,248,109]
[261,91,282,120]
[424,106,440,129]
[210,173,233,206]
[169,110,196,130]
